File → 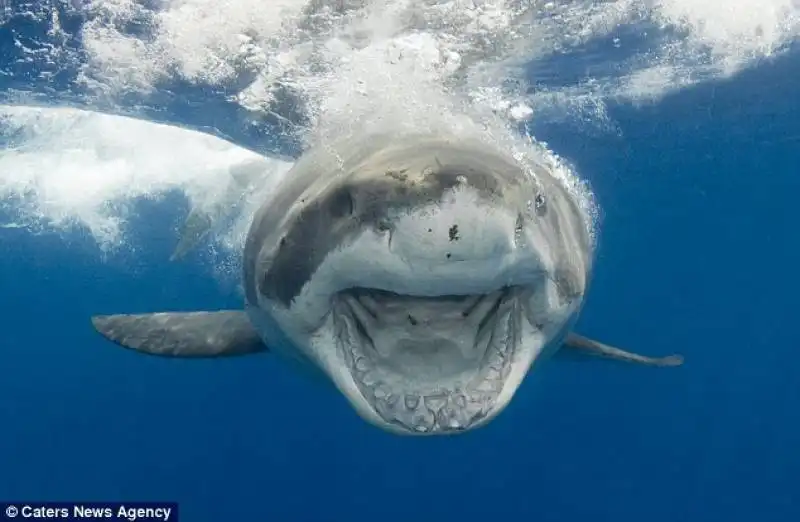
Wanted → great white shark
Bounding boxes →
[91,132,683,435]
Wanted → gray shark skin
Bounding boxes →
[91,132,683,436]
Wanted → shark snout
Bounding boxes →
[389,195,518,265]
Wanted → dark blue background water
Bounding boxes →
[2,6,799,522]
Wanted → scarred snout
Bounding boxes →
[388,185,521,265]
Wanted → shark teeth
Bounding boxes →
[337,290,517,433]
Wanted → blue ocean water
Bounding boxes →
[1,3,799,522]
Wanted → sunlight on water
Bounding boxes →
[0,0,797,271]
[0,105,292,260]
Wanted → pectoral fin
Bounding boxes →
[563,332,683,367]
[91,310,268,357]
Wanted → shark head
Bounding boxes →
[243,134,593,434]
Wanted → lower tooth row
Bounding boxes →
[368,381,498,431]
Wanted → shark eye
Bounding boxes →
[329,188,355,218]
[376,218,392,232]
[259,270,272,297]
[534,193,547,216]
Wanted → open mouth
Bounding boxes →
[333,286,520,434]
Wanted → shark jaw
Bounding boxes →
[326,285,552,435]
